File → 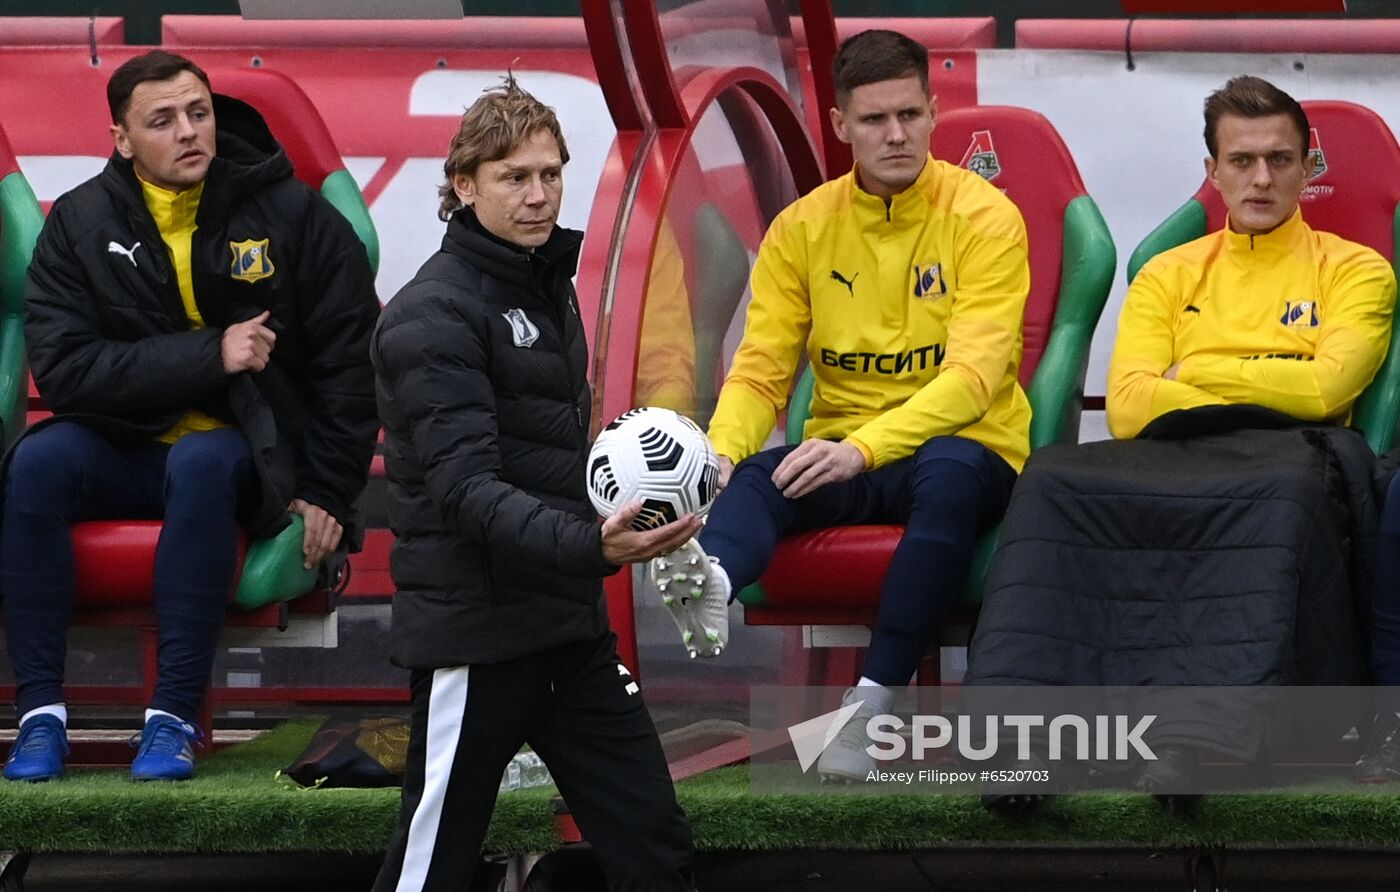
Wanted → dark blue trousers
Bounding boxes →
[699,436,1016,686]
[1,422,253,723]
[1374,472,1400,689]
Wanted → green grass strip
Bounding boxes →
[6,722,1400,854]
[684,767,1400,850]
[0,720,554,854]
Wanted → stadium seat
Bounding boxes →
[0,17,125,46]
[210,68,379,274]
[1128,100,1400,454]
[0,68,378,732]
[0,123,43,449]
[736,106,1116,670]
[62,66,379,616]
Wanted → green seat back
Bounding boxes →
[0,150,44,449]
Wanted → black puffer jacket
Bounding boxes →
[968,406,1376,688]
[22,94,379,539]
[372,209,617,668]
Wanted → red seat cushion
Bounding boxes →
[753,525,901,610]
[72,521,248,608]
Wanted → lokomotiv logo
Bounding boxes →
[1302,127,1335,201]
[959,129,1001,182]
[1306,127,1327,180]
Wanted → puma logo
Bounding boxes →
[830,269,858,296]
[617,662,639,695]
[107,241,141,267]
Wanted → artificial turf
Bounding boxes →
[0,720,554,855]
[5,720,1400,855]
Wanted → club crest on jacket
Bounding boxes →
[502,308,540,348]
[229,238,275,283]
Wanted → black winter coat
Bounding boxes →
[22,94,379,539]
[372,209,617,669]
[966,406,1377,757]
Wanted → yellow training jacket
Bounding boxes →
[1107,208,1395,439]
[707,155,1032,472]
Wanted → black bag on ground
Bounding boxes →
[281,716,410,788]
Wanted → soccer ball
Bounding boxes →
[587,407,721,531]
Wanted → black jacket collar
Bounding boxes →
[441,206,583,292]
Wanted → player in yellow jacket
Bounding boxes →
[1108,82,1393,438]
[1107,76,1397,788]
[649,29,1031,782]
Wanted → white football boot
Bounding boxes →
[649,538,731,658]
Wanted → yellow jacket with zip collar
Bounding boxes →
[708,154,1032,472]
[1108,208,1395,439]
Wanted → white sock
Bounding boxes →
[20,704,67,728]
[712,561,733,603]
[144,709,195,733]
[855,677,897,714]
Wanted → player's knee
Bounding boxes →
[5,423,101,504]
[164,430,252,495]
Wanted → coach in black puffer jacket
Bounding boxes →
[23,93,378,539]
[373,207,622,668]
[370,82,697,892]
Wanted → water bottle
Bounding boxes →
[498,757,522,793]
[498,750,553,792]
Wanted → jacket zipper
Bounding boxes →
[538,259,587,440]
[132,211,186,322]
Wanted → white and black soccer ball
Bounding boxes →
[587,407,721,531]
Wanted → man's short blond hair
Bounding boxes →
[437,74,570,221]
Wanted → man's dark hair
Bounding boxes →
[107,51,211,125]
[831,30,929,107]
[1203,75,1310,159]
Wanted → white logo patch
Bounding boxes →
[107,240,141,267]
[502,308,540,348]
[617,663,639,696]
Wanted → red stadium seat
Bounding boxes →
[161,14,589,48]
[64,66,377,616]
[210,68,379,272]
[1016,18,1400,53]
[736,107,1116,678]
[1128,100,1400,454]
[0,17,124,46]
[2,69,375,732]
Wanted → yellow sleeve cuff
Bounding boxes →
[708,382,781,465]
[845,436,874,469]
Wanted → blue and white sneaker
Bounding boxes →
[130,715,200,782]
[3,714,68,782]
